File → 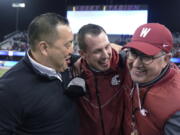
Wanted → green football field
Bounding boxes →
[0,68,9,77]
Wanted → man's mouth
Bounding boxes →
[99,59,110,67]
[133,68,146,76]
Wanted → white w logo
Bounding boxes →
[140,27,151,38]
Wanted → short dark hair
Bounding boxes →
[77,24,106,51]
[27,12,69,51]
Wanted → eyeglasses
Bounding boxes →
[127,49,166,65]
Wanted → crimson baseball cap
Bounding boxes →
[124,23,173,56]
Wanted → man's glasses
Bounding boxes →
[127,49,166,65]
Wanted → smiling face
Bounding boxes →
[46,25,74,72]
[127,49,169,83]
[80,32,112,71]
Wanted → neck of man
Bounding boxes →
[88,65,101,72]
[29,49,49,67]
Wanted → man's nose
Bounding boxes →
[133,56,143,67]
[102,50,109,58]
[68,43,74,54]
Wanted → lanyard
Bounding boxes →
[131,83,152,116]
[130,83,152,135]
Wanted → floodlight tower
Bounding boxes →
[12,2,26,32]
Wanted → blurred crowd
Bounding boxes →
[0,32,29,51]
[0,31,180,58]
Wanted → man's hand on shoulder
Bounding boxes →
[110,43,122,53]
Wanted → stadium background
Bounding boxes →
[0,0,180,76]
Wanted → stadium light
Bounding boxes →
[12,2,26,32]
[12,3,25,8]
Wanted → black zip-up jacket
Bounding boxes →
[0,54,80,135]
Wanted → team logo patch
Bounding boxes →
[140,27,151,38]
[163,44,169,48]
[111,75,120,85]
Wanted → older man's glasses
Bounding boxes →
[127,49,166,65]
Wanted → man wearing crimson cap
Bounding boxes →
[123,23,180,135]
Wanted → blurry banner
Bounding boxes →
[0,61,18,67]
[67,5,148,35]
[171,58,180,63]
[0,50,25,56]
[0,50,24,67]
[0,50,179,68]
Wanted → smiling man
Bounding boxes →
[123,23,180,135]
[76,24,125,135]
[0,13,79,135]
[127,48,167,83]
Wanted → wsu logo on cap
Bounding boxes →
[124,23,173,55]
[140,27,151,38]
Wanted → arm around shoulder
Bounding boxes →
[110,43,123,53]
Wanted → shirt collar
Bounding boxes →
[27,51,62,81]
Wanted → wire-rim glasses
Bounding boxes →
[127,49,166,65]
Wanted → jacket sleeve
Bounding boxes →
[119,50,127,68]
[0,84,22,134]
[164,111,180,135]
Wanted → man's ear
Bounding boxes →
[38,41,49,56]
[164,53,172,63]
[162,53,172,68]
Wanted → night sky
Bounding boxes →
[0,0,180,41]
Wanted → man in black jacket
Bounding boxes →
[0,13,79,135]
